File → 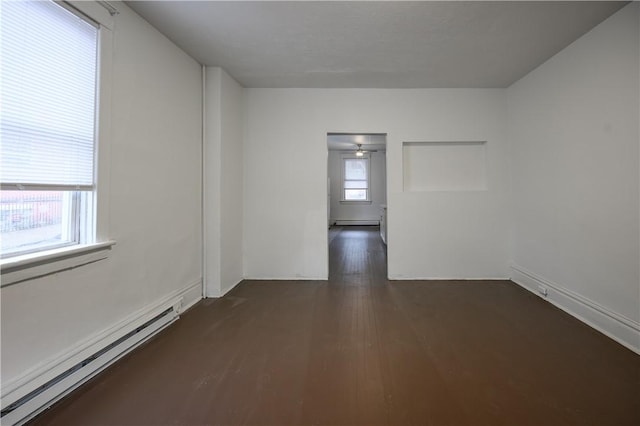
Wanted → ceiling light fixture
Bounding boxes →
[355,144,364,157]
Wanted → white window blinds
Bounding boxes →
[1,0,98,190]
[344,159,368,188]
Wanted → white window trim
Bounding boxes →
[0,1,115,283]
[340,154,372,204]
[0,241,116,287]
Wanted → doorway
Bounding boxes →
[326,133,387,279]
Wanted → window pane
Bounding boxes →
[0,1,98,258]
[344,159,368,180]
[1,191,77,257]
[344,180,368,189]
[345,189,368,201]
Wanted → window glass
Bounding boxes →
[343,157,370,201]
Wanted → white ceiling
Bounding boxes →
[127,1,627,88]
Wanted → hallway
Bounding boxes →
[328,225,387,284]
[31,227,639,425]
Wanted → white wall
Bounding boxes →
[204,67,244,297]
[508,3,639,349]
[1,1,202,384]
[244,89,510,280]
[328,151,386,225]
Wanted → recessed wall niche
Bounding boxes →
[402,141,487,191]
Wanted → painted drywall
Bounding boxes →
[328,151,386,224]
[204,67,244,297]
[403,142,487,191]
[1,1,202,383]
[508,1,640,334]
[244,89,510,279]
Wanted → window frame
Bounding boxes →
[0,191,85,259]
[340,154,372,204]
[0,1,115,286]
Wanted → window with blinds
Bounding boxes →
[1,0,99,258]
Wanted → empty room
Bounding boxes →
[1,1,638,425]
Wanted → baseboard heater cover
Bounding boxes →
[334,220,380,226]
[1,307,177,426]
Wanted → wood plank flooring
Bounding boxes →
[31,226,639,425]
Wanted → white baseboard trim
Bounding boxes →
[334,220,380,226]
[511,264,640,354]
[1,280,203,424]
[207,277,243,298]
[388,276,510,281]
[180,280,204,312]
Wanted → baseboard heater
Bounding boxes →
[1,307,178,426]
[334,220,380,226]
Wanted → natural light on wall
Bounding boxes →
[0,0,99,258]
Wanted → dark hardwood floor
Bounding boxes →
[31,226,639,425]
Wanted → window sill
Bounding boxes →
[340,200,372,205]
[1,241,116,287]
